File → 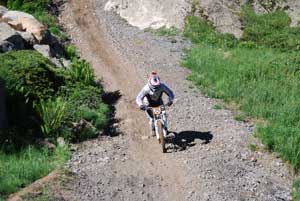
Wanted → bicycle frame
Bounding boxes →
[149,105,168,139]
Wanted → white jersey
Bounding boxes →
[136,83,174,107]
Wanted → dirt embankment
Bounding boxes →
[37,0,295,200]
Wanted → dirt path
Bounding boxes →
[56,0,293,200]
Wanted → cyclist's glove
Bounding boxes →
[167,101,173,107]
[139,105,147,111]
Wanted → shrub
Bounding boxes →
[155,26,179,37]
[64,44,78,60]
[35,97,68,140]
[69,59,95,85]
[0,51,63,102]
[241,7,300,51]
[59,84,109,142]
[184,16,238,48]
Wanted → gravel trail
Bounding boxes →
[57,0,293,200]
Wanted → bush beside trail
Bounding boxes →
[0,1,111,199]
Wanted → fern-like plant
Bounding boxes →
[36,97,68,139]
[69,59,95,85]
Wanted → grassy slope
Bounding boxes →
[183,8,300,171]
[0,146,70,200]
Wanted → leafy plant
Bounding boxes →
[64,44,78,60]
[155,26,179,37]
[69,59,95,85]
[0,51,63,102]
[184,16,238,48]
[241,6,300,51]
[36,98,68,139]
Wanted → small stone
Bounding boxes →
[57,137,65,147]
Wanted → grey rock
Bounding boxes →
[104,0,191,30]
[0,5,8,17]
[2,10,34,22]
[57,137,66,147]
[50,57,71,68]
[196,0,243,38]
[0,22,24,50]
[0,40,14,53]
[252,0,300,27]
[18,31,36,46]
[34,44,51,58]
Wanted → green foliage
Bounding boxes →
[0,145,70,200]
[183,43,300,170]
[293,179,300,201]
[0,51,63,102]
[234,113,247,122]
[64,44,78,60]
[7,0,50,13]
[49,26,68,41]
[248,144,257,152]
[241,7,300,51]
[155,26,179,37]
[213,104,222,110]
[59,84,109,142]
[183,6,300,171]
[36,98,68,139]
[71,104,109,141]
[0,51,109,146]
[69,59,95,85]
[6,0,67,40]
[184,16,238,48]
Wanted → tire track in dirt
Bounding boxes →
[59,0,187,200]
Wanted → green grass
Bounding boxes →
[293,179,300,201]
[0,145,70,200]
[213,104,223,110]
[155,26,179,37]
[248,143,257,152]
[183,11,300,170]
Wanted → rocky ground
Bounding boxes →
[38,0,295,200]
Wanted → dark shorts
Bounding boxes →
[145,97,164,118]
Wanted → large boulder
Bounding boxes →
[0,5,8,17]
[105,0,191,29]
[0,22,24,50]
[252,0,300,27]
[197,0,243,38]
[2,11,46,42]
[2,10,35,22]
[18,17,46,42]
[18,31,36,46]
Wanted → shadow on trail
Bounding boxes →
[167,131,213,152]
[102,90,122,137]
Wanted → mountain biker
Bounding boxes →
[136,71,174,137]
